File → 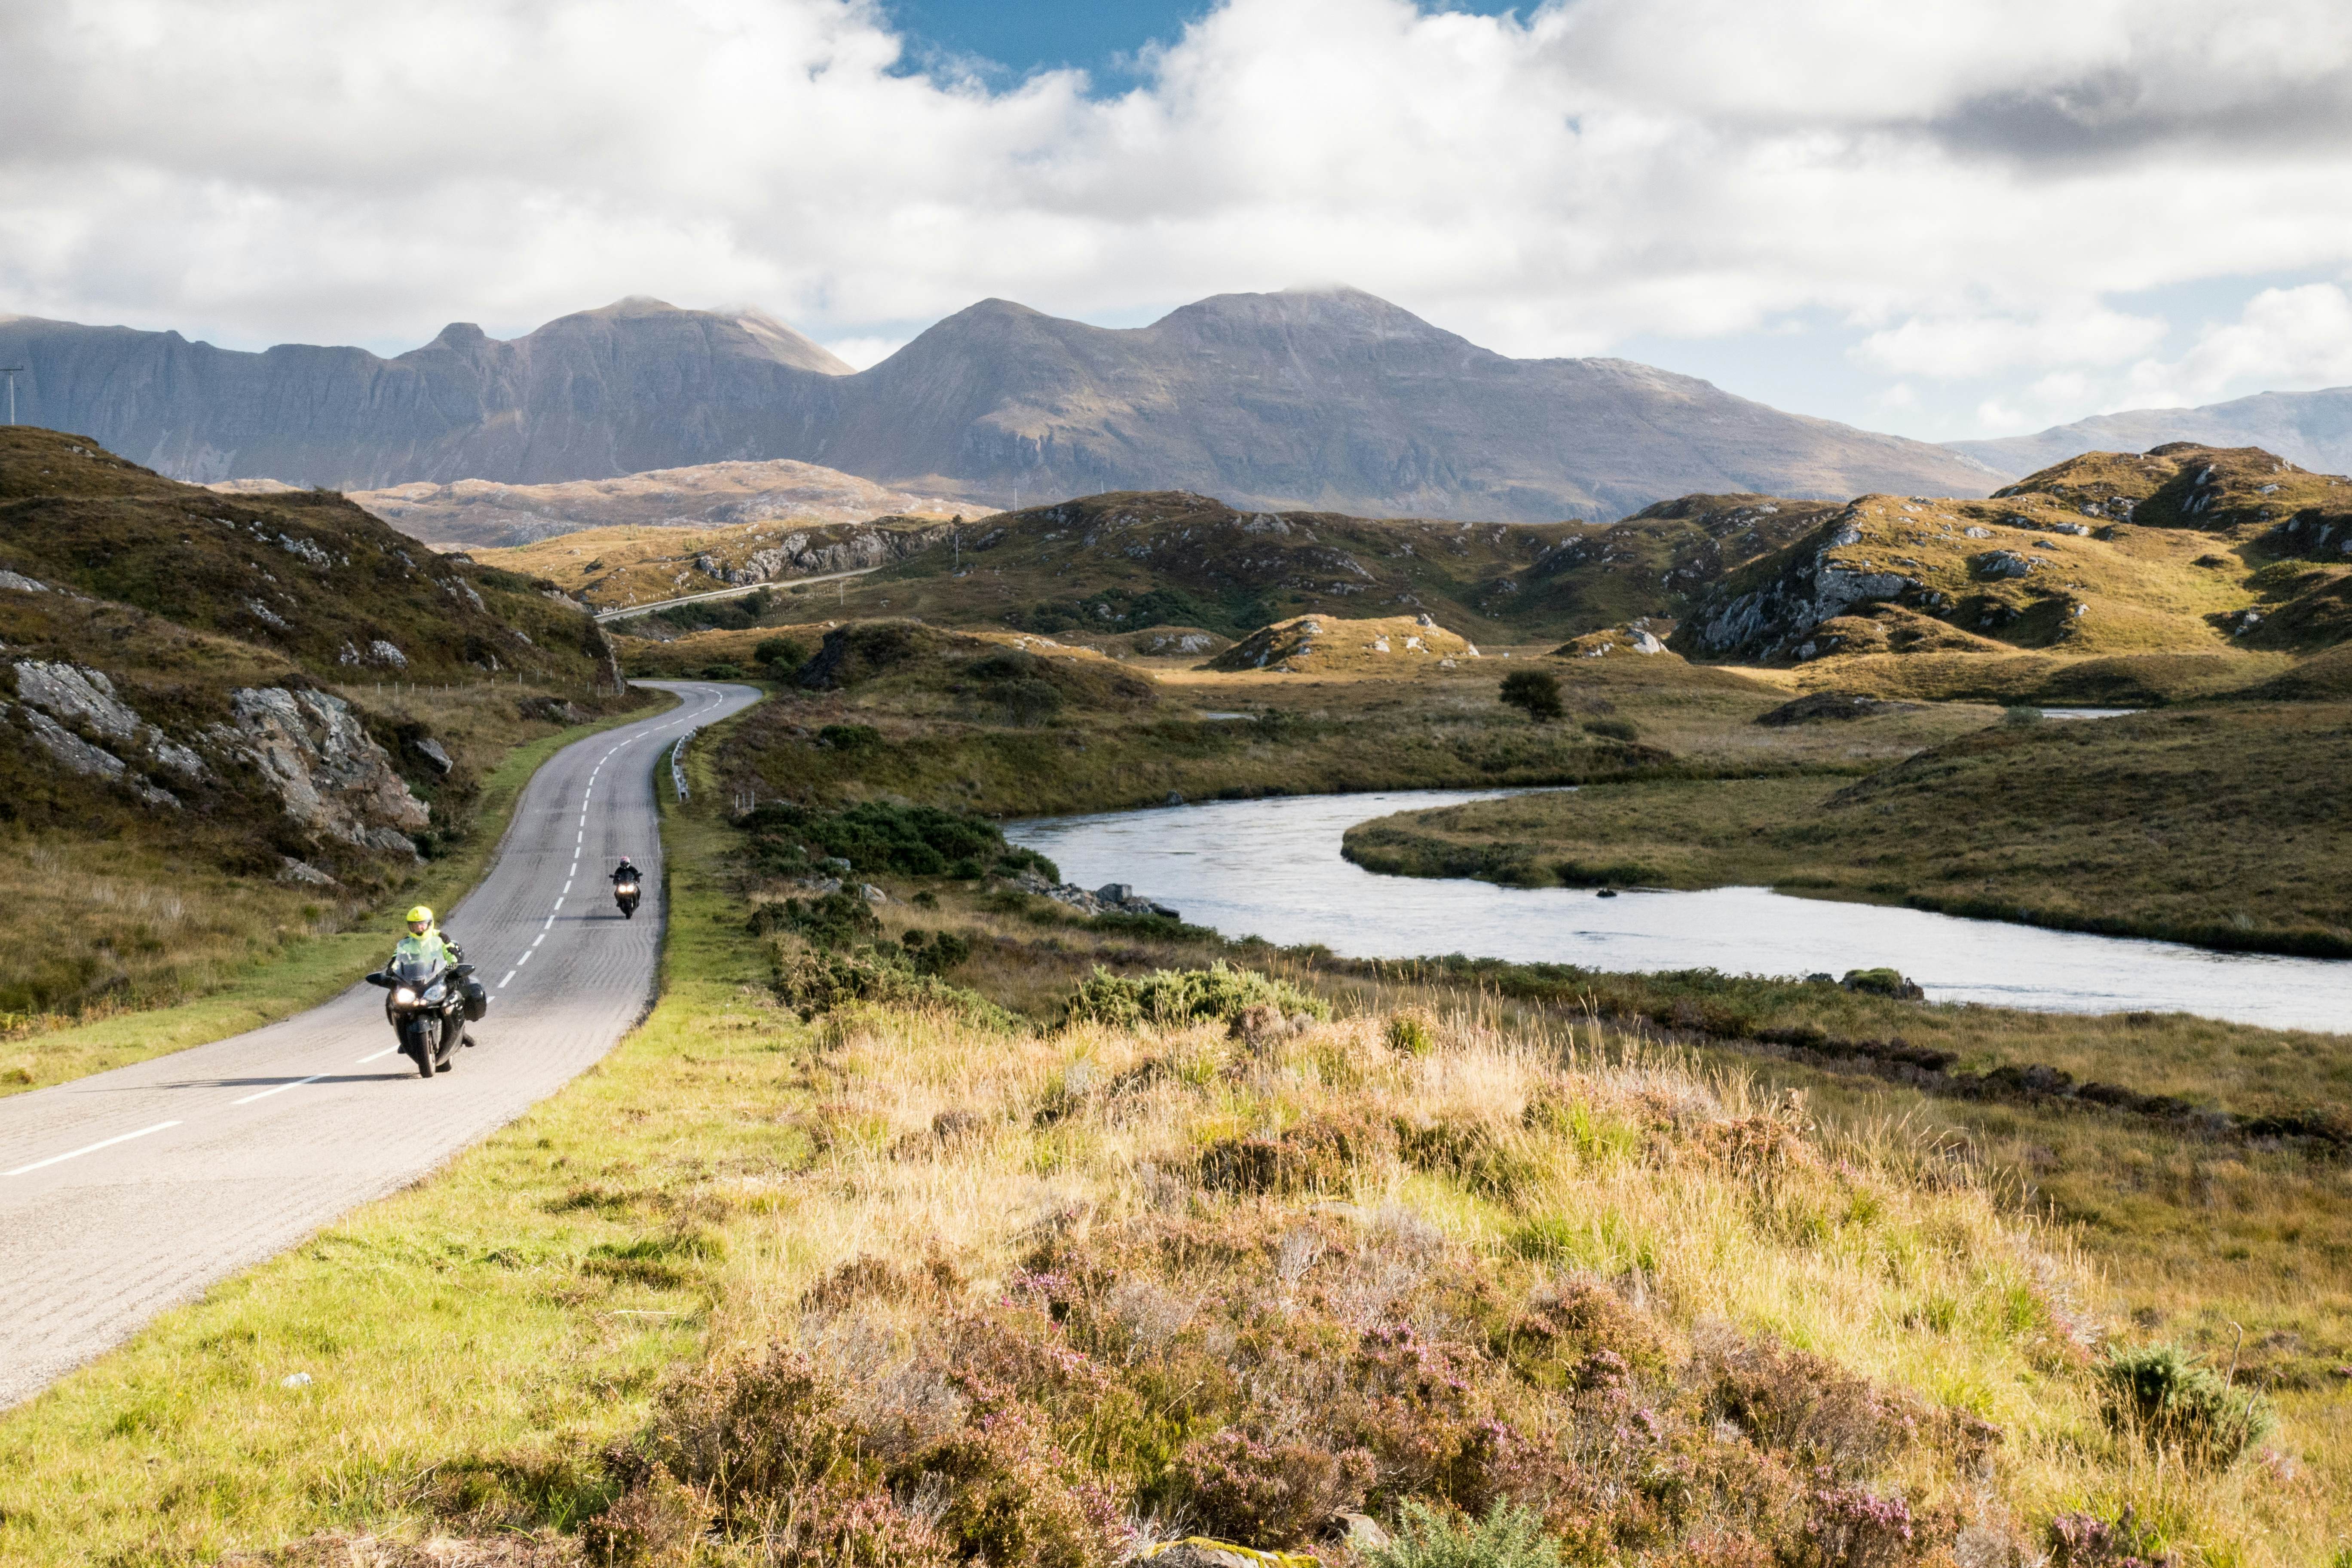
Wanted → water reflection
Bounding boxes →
[1006,790,2351,1033]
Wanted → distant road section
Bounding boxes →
[0,680,760,1410]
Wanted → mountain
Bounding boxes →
[1950,387,2352,480]
[0,288,2000,523]
[349,458,964,548]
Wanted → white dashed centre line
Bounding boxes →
[358,1047,395,1064]
[499,970,516,988]
[234,1073,327,1106]
[6,1120,184,1177]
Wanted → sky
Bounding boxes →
[3,0,2351,443]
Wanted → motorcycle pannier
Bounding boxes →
[462,977,489,1021]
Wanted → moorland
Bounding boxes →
[0,427,2348,1566]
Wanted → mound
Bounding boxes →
[1209,614,1479,674]
[1755,691,1920,725]
[793,619,1157,717]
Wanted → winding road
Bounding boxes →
[0,679,760,1409]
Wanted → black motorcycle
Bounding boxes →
[365,952,485,1078]
[614,877,641,919]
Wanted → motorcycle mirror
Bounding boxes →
[451,963,476,977]
[364,971,393,988]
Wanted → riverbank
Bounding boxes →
[1338,701,2352,960]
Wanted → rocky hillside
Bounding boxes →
[1951,385,2352,480]
[0,290,1999,521]
[477,516,954,614]
[351,458,963,548]
[1673,443,2352,665]
[0,429,627,1017]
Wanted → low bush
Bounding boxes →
[1368,1501,1564,1568]
[751,891,881,950]
[744,799,1004,878]
[2095,1343,2275,1468]
[1582,717,1641,741]
[1057,962,1329,1031]
[772,947,1013,1029]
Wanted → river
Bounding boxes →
[1004,789,2352,1033]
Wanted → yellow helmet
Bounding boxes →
[405,905,435,928]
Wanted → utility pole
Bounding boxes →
[0,369,21,425]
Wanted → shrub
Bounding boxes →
[2001,704,2044,727]
[1368,1501,1564,1568]
[819,723,881,749]
[2094,1342,2275,1467]
[1796,1485,1914,1568]
[1057,962,1329,1030]
[1582,716,1641,741]
[744,799,1003,877]
[1385,1007,1438,1055]
[901,928,974,976]
[698,662,746,680]
[1499,671,1565,722]
[1169,1428,1376,1547]
[772,948,1013,1028]
[753,891,881,950]
[755,634,809,675]
[584,1465,714,1567]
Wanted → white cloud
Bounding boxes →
[821,335,912,370]
[2119,284,2352,406]
[0,0,2347,439]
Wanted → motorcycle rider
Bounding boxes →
[392,905,475,1051]
[609,857,641,889]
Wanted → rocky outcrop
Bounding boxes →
[1010,870,1180,921]
[208,686,429,855]
[7,659,207,804]
[722,523,950,585]
[1675,511,1919,662]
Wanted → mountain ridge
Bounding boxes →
[0,287,2000,523]
[1950,385,2352,479]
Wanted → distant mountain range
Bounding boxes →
[1950,386,2352,478]
[0,289,2002,524]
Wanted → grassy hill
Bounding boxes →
[1674,444,2352,689]
[0,428,636,1028]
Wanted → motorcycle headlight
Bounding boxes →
[423,983,446,1004]
[393,987,418,1006]
[618,883,637,894]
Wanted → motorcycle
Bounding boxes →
[614,878,641,919]
[364,952,485,1078]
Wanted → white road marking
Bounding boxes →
[6,1120,183,1176]
[358,1048,395,1064]
[516,950,532,967]
[552,897,564,911]
[234,1073,328,1106]
[499,970,516,987]
[532,934,545,948]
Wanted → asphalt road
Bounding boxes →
[0,679,759,1410]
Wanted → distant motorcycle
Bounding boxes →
[365,952,485,1078]
[614,878,641,919]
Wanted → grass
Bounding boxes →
[1341,701,2352,957]
[0,688,675,1096]
[2,717,2344,1564]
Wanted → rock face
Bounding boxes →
[1010,869,1179,921]
[7,659,206,805]
[1,289,2000,522]
[1675,509,1918,661]
[209,686,430,855]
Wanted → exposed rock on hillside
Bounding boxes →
[1674,444,2352,665]
[0,289,1999,521]
[1210,613,1478,674]
[211,687,429,855]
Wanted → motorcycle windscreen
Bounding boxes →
[391,954,446,986]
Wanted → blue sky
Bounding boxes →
[5,0,2351,444]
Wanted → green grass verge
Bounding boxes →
[0,792,781,1562]
[0,692,678,1099]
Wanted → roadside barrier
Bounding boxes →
[671,729,695,802]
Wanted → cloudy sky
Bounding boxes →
[4,0,2350,441]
